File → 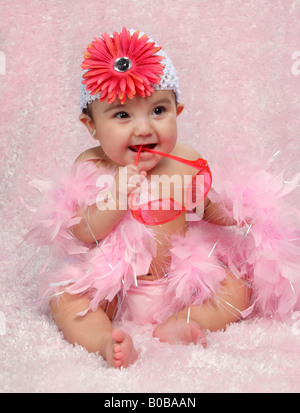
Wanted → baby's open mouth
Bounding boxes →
[129,144,157,152]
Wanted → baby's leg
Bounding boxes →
[153,273,251,345]
[50,292,137,368]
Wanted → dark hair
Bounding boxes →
[82,105,93,121]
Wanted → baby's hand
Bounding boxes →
[116,164,147,198]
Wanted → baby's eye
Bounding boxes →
[114,111,129,119]
[152,106,166,116]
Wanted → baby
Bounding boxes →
[27,28,254,368]
[47,29,250,367]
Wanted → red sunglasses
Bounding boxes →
[129,146,212,225]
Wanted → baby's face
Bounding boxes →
[90,90,183,170]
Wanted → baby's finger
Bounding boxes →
[126,164,139,173]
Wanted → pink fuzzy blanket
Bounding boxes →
[1,0,300,393]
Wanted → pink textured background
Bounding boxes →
[1,0,300,392]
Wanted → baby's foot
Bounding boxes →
[104,329,138,368]
[153,318,207,348]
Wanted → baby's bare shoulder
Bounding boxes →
[173,142,202,159]
[75,146,105,164]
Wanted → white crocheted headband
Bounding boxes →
[79,28,181,110]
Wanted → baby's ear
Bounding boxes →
[79,113,96,135]
[176,103,184,116]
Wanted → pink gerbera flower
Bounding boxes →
[81,27,165,104]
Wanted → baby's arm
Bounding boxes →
[72,163,146,242]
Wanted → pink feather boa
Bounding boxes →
[25,147,300,321]
[165,222,228,310]
[24,161,109,260]
[39,212,157,316]
[208,145,300,318]
[24,160,157,315]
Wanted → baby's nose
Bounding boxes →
[134,119,153,137]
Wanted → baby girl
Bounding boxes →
[27,28,299,368]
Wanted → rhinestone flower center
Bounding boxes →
[113,57,132,73]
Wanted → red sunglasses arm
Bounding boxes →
[135,145,143,166]
[141,147,209,170]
